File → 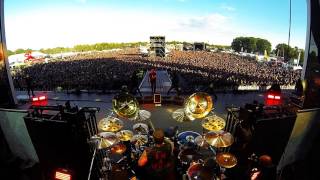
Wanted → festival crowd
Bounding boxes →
[10,48,301,92]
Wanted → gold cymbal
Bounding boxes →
[131,134,148,146]
[184,92,213,119]
[98,116,124,132]
[98,132,119,149]
[111,143,127,154]
[172,108,195,122]
[216,153,237,168]
[202,115,226,131]
[204,130,234,148]
[112,93,139,119]
[133,123,149,134]
[116,130,134,141]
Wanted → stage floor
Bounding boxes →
[16,91,266,133]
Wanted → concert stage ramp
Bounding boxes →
[139,70,172,95]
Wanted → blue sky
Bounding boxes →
[4,0,307,50]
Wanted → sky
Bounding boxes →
[4,0,307,51]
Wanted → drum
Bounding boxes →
[187,162,217,180]
[177,131,201,145]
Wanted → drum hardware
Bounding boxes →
[98,116,124,132]
[184,92,213,119]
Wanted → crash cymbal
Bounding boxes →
[202,115,226,131]
[133,123,149,134]
[184,92,213,119]
[131,134,148,146]
[116,130,134,141]
[112,93,139,119]
[172,108,195,122]
[110,143,127,154]
[98,116,124,132]
[204,130,234,148]
[98,132,119,149]
[216,153,237,168]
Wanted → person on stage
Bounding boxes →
[149,68,157,94]
[138,128,175,180]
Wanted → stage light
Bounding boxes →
[55,170,71,180]
[267,94,275,99]
[39,95,46,100]
[274,95,281,100]
[32,97,39,102]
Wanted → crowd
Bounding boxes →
[10,48,301,92]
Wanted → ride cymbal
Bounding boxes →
[116,130,134,141]
[202,115,226,131]
[184,92,213,119]
[204,130,234,148]
[112,93,139,119]
[98,132,119,149]
[216,153,237,168]
[98,116,124,132]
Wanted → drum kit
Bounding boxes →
[91,91,238,179]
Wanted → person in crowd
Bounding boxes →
[149,68,157,94]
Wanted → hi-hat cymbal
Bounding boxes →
[98,132,119,149]
[204,130,234,148]
[112,93,139,119]
[110,143,127,154]
[98,116,124,132]
[184,92,213,119]
[116,130,134,141]
[202,115,226,131]
[172,108,195,122]
[133,123,149,134]
[131,134,148,146]
[216,153,237,168]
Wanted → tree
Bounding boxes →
[275,43,304,63]
[14,48,26,54]
[231,37,271,54]
[256,38,271,54]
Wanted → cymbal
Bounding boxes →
[133,123,149,134]
[137,110,151,121]
[116,130,134,141]
[172,108,195,122]
[204,130,234,148]
[98,116,124,132]
[98,132,119,149]
[131,134,148,146]
[216,153,237,168]
[194,135,209,148]
[202,115,226,131]
[110,143,127,154]
[112,93,139,119]
[184,92,213,119]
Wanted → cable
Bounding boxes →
[287,0,292,61]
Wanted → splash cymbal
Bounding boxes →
[112,93,139,119]
[133,123,149,134]
[137,110,151,121]
[98,116,124,132]
[98,132,119,149]
[110,143,127,154]
[184,92,213,119]
[204,130,234,148]
[202,115,226,131]
[116,130,134,141]
[216,153,237,168]
[131,134,148,146]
